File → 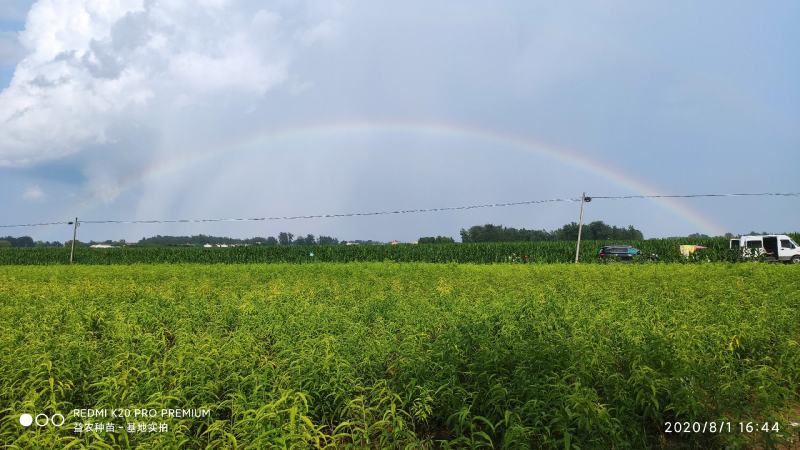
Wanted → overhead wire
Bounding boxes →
[1,191,798,228]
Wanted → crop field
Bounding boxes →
[1,263,799,449]
[0,238,775,265]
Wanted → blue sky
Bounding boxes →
[1,0,798,243]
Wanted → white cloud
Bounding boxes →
[0,0,345,169]
[22,184,44,201]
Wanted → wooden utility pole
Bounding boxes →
[69,217,78,264]
[574,193,590,263]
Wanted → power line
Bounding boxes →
[590,192,800,200]
[0,220,73,228]
[1,191,798,229]
[81,197,581,225]
[0,197,579,228]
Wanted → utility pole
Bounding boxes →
[69,217,78,264]
[574,193,591,263]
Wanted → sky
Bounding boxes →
[0,0,798,243]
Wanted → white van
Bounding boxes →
[730,235,800,263]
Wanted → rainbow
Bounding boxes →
[81,119,727,235]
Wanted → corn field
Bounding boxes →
[1,263,799,448]
[0,238,776,265]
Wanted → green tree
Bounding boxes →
[0,236,35,247]
[461,222,643,242]
[293,234,315,245]
[278,232,294,245]
[418,236,455,244]
[318,236,339,245]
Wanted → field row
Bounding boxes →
[0,238,768,264]
[1,263,798,448]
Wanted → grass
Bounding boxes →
[0,263,798,448]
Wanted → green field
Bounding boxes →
[1,263,799,448]
[0,238,762,265]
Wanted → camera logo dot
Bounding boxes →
[19,414,33,427]
[19,413,65,427]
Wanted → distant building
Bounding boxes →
[90,244,114,249]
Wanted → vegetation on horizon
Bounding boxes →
[0,220,649,248]
[4,221,796,249]
[460,221,644,242]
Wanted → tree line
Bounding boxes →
[137,233,342,246]
[0,236,62,248]
[11,222,779,248]
[459,222,643,243]
[0,233,375,247]
[0,223,646,248]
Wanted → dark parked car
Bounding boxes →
[598,245,658,261]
